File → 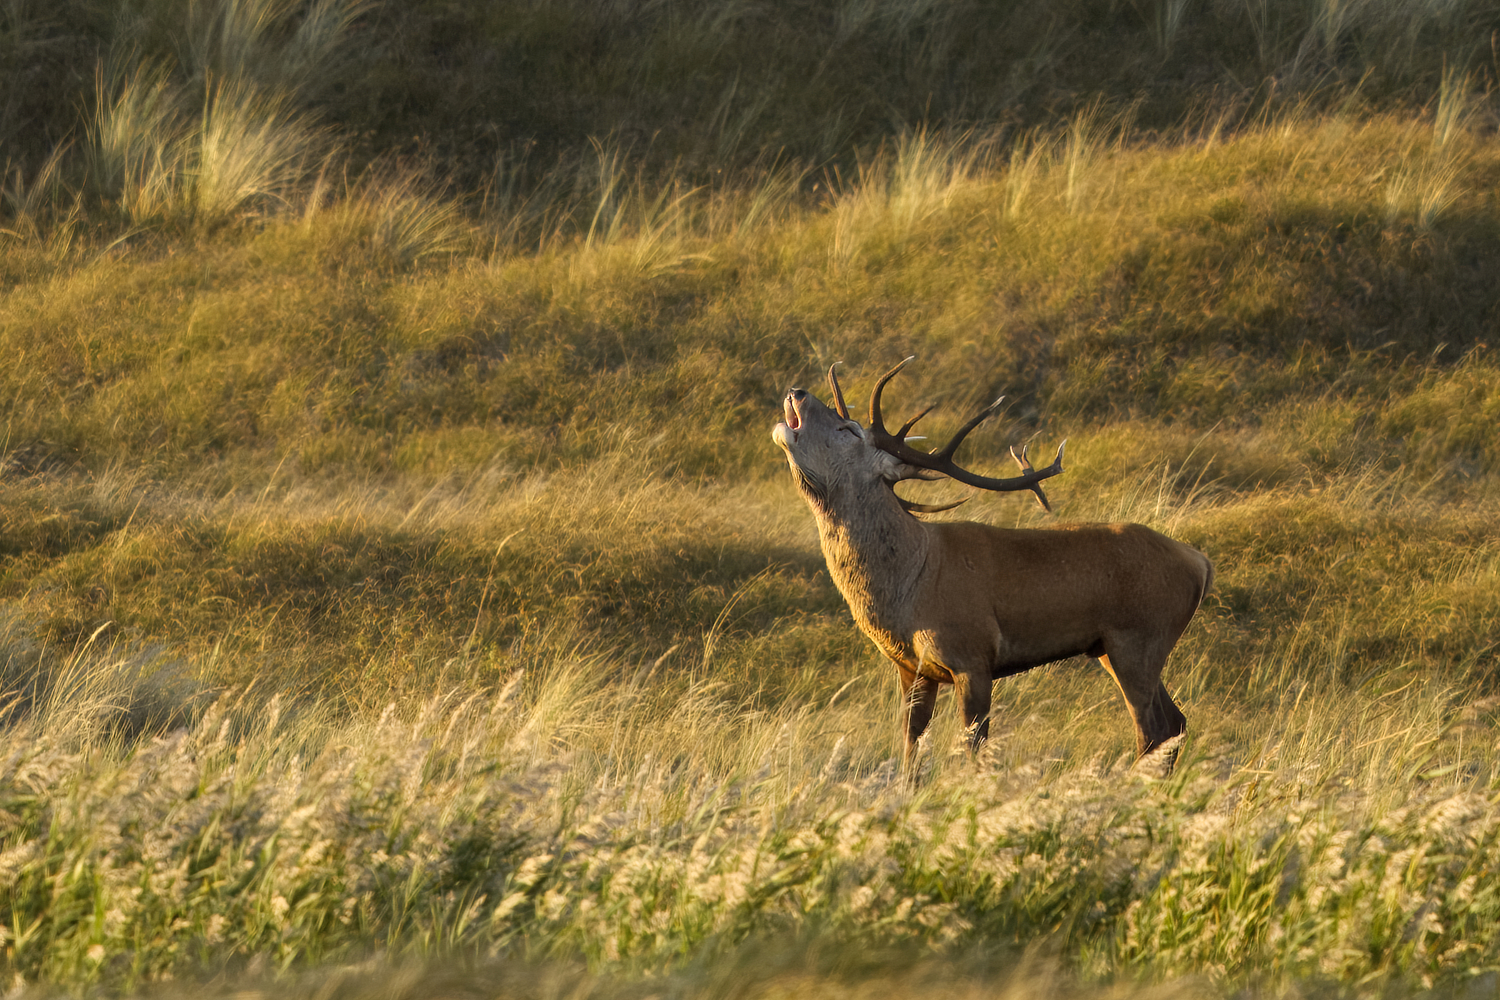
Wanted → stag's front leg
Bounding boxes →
[951,670,992,755]
[898,667,939,771]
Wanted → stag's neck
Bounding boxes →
[806,482,930,645]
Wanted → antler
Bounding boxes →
[826,363,851,419]
[848,356,1067,512]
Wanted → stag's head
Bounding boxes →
[771,381,904,510]
[771,358,1066,514]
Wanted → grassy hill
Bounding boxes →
[3,0,1500,996]
[4,0,1496,180]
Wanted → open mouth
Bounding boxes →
[772,394,802,450]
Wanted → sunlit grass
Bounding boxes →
[10,106,1500,482]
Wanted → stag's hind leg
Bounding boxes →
[1096,641,1186,758]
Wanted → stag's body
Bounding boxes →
[774,362,1212,765]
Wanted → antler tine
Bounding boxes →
[826,362,851,419]
[895,404,937,441]
[1011,443,1031,471]
[1005,439,1068,511]
[899,495,970,515]
[867,356,916,434]
[931,396,1004,461]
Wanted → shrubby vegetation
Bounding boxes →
[2,0,1500,995]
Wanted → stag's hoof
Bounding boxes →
[1131,733,1186,779]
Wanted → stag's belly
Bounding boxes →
[990,637,1106,678]
[862,614,1102,684]
[900,619,1097,683]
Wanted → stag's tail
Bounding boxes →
[1193,550,1215,612]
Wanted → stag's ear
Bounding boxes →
[880,459,946,484]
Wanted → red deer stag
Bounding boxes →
[771,358,1213,769]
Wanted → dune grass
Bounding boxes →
[7,0,1496,186]
[7,106,1500,483]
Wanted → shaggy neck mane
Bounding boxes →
[800,475,929,642]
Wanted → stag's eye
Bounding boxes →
[838,426,859,438]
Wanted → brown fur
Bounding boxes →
[772,383,1212,768]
